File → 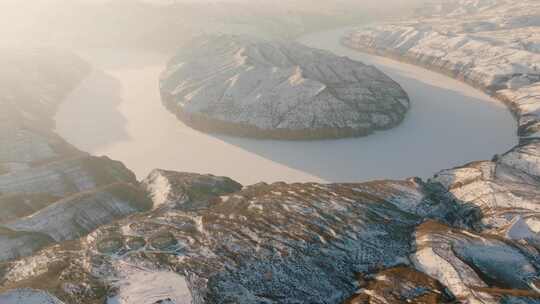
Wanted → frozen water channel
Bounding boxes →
[56,27,517,185]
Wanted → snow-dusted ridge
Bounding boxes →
[343,0,540,141]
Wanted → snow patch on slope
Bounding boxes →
[144,170,173,209]
[108,268,192,304]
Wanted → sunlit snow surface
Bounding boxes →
[107,268,192,304]
[56,28,516,184]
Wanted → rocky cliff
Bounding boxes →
[160,35,409,140]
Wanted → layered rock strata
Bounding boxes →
[1,164,539,303]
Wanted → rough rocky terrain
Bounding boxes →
[160,35,409,139]
[1,160,539,303]
[1,1,540,303]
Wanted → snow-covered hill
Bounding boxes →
[0,49,148,262]
[160,35,409,139]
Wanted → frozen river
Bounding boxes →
[56,28,517,185]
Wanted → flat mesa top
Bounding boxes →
[160,35,409,140]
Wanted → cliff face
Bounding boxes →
[411,221,540,303]
[431,142,540,244]
[0,175,446,303]
[160,35,409,140]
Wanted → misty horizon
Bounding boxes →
[1,1,539,303]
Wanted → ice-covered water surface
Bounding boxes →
[56,28,517,185]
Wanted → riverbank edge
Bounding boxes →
[341,35,539,145]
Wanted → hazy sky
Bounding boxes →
[0,0,429,49]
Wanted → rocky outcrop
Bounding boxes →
[431,140,540,244]
[0,155,146,262]
[0,193,60,224]
[496,83,540,139]
[412,221,540,303]
[142,169,242,210]
[0,177,453,304]
[160,35,409,140]
[1,161,538,303]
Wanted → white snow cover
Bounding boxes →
[413,247,491,302]
[431,158,540,241]
[500,141,540,177]
[411,222,538,303]
[143,170,174,209]
[497,82,540,139]
[108,268,192,304]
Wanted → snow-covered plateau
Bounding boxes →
[1,0,540,303]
